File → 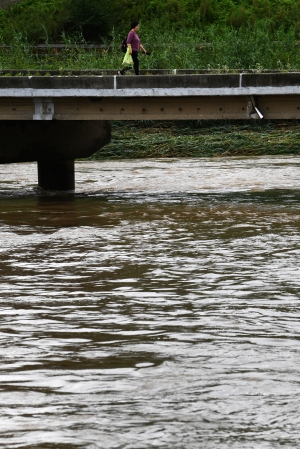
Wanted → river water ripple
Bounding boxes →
[0,157,300,448]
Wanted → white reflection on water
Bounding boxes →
[0,156,299,194]
[0,157,300,448]
[74,156,300,193]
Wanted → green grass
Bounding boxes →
[1,0,300,44]
[0,22,300,71]
[1,1,300,160]
[88,120,300,160]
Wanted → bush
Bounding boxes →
[2,0,300,44]
[0,0,68,43]
[63,0,114,42]
[0,0,115,43]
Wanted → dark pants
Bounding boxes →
[121,51,139,75]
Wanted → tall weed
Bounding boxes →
[0,20,300,71]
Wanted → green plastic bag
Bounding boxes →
[122,47,133,66]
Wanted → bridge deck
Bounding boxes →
[0,72,300,120]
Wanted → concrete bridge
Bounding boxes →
[1,71,300,190]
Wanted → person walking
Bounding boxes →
[118,21,147,75]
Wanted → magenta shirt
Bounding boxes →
[126,31,140,52]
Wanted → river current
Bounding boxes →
[1,156,300,448]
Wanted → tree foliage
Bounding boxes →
[0,0,300,43]
[63,0,114,41]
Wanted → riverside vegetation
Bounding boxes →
[1,0,300,158]
[0,0,300,71]
[90,120,300,159]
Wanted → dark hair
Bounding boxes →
[131,21,139,29]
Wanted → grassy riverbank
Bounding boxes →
[0,24,300,72]
[1,1,300,71]
[89,120,300,160]
[1,1,300,160]
[1,0,300,44]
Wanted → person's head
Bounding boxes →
[131,21,139,31]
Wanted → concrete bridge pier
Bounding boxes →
[37,159,75,191]
[0,120,111,190]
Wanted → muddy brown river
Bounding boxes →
[1,156,300,448]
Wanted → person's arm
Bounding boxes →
[127,32,133,54]
[140,44,147,54]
